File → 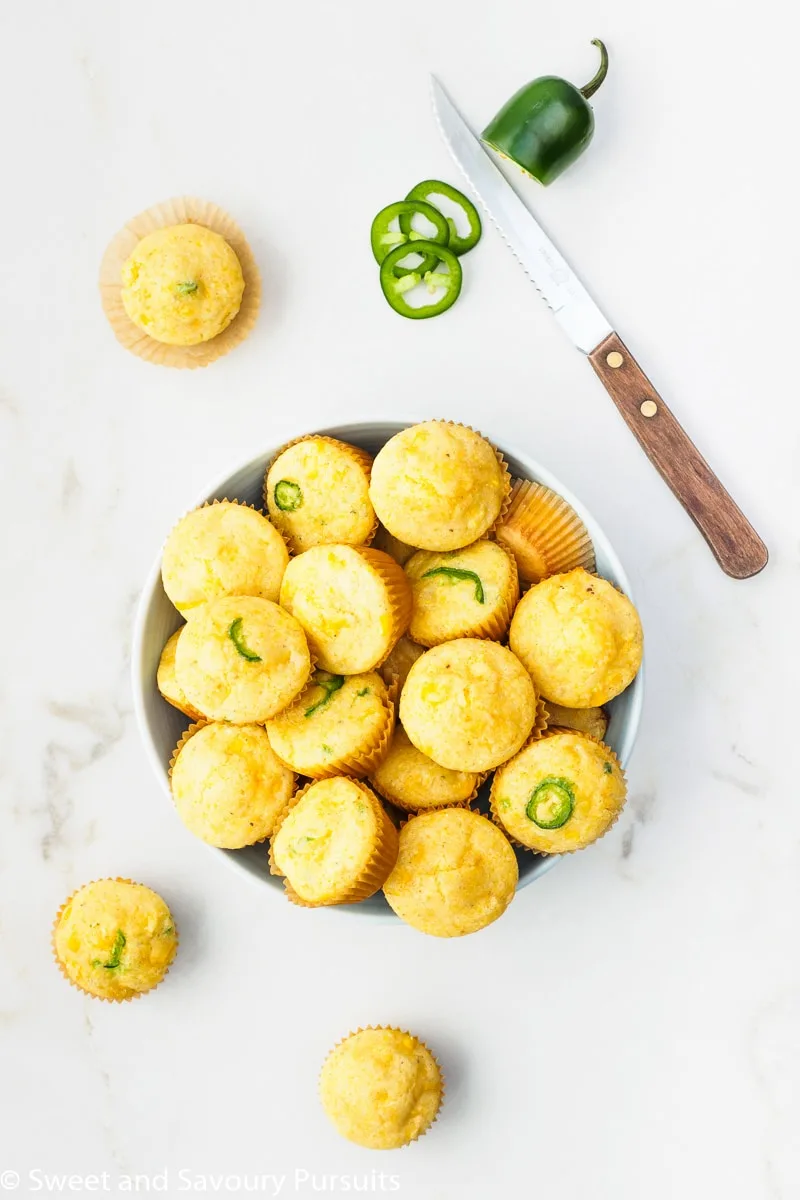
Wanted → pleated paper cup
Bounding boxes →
[495,479,595,585]
[168,719,209,781]
[52,878,178,1002]
[99,196,260,369]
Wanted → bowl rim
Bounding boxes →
[131,419,644,909]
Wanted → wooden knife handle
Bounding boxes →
[589,332,768,579]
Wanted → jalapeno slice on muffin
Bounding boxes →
[265,437,376,554]
[526,776,576,829]
[273,480,303,512]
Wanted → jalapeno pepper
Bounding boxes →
[378,241,462,320]
[370,200,449,277]
[526,776,576,829]
[398,181,482,256]
[482,39,608,186]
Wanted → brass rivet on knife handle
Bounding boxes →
[589,332,768,580]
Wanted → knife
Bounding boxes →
[431,76,768,580]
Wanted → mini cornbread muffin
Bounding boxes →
[372,524,416,567]
[266,670,394,779]
[265,437,375,554]
[170,722,295,848]
[509,568,643,707]
[156,628,203,719]
[270,777,398,906]
[405,540,519,646]
[400,639,537,772]
[544,702,609,742]
[53,879,177,1001]
[175,595,311,723]
[379,636,426,692]
[370,726,482,812]
[383,808,518,937]
[280,545,412,674]
[490,730,627,854]
[121,224,245,345]
[161,501,289,618]
[369,422,510,552]
[320,1027,443,1149]
[495,479,595,584]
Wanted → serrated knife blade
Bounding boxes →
[430,74,768,580]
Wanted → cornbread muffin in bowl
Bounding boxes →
[369,421,511,551]
[405,540,519,646]
[370,726,483,812]
[280,545,412,674]
[266,670,394,779]
[383,808,519,937]
[53,879,177,1001]
[132,420,642,912]
[99,197,260,368]
[269,777,398,906]
[496,479,596,584]
[175,595,311,723]
[170,721,296,848]
[544,702,609,741]
[320,1027,443,1149]
[372,525,416,567]
[379,636,426,692]
[156,628,203,719]
[265,436,376,553]
[509,568,643,707]
[400,639,538,773]
[161,501,289,618]
[490,730,627,854]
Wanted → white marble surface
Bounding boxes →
[1,2,798,1197]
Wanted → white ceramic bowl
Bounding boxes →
[132,421,643,916]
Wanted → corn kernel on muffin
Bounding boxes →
[175,595,311,723]
[121,224,244,345]
[280,545,411,674]
[400,639,536,772]
[383,808,518,937]
[370,726,481,812]
[544,702,609,741]
[320,1028,443,1149]
[372,524,416,567]
[53,880,177,1001]
[405,540,519,646]
[265,437,375,554]
[266,670,393,779]
[379,636,426,692]
[495,479,595,584]
[369,422,510,552]
[270,777,398,906]
[490,730,626,853]
[156,628,203,719]
[170,722,295,847]
[161,501,289,618]
[509,568,643,707]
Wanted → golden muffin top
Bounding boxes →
[509,568,643,707]
[369,422,509,551]
[170,722,295,848]
[399,638,537,772]
[265,437,375,554]
[490,730,626,853]
[383,808,518,937]
[162,501,289,617]
[53,880,177,1001]
[319,1027,442,1149]
[156,628,203,719]
[121,224,245,346]
[174,595,311,724]
[405,539,519,646]
[370,726,481,811]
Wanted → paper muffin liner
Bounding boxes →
[52,878,178,1003]
[99,196,261,369]
[167,719,209,780]
[495,479,596,584]
[319,1026,444,1149]
[353,548,413,666]
[263,435,378,551]
[410,541,521,648]
[489,729,627,854]
[430,419,513,537]
[268,780,399,907]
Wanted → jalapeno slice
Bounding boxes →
[421,566,485,603]
[273,480,303,511]
[228,617,262,662]
[304,672,345,717]
[526,776,576,829]
[399,181,482,256]
[379,241,462,320]
[370,200,450,277]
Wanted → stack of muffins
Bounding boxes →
[156,420,643,938]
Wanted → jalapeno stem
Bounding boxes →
[580,39,608,100]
